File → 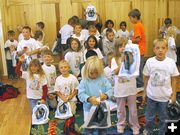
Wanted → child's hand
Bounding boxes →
[40,99,45,104]
[48,93,56,100]
[141,93,147,106]
[171,94,176,104]
[88,96,100,105]
[61,95,68,103]
[100,93,108,101]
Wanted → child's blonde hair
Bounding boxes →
[83,56,104,79]
[107,52,114,66]
[28,59,45,80]
[114,37,128,64]
[153,38,168,47]
[59,60,70,68]
[166,26,177,39]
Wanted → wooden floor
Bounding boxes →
[0,66,179,135]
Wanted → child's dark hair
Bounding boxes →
[68,17,76,26]
[69,38,81,52]
[85,50,98,59]
[86,35,98,49]
[41,49,53,57]
[8,30,15,36]
[128,9,141,20]
[120,21,127,27]
[106,28,114,36]
[34,30,43,40]
[71,15,79,24]
[105,19,114,28]
[164,18,172,25]
[36,21,45,29]
[23,26,31,32]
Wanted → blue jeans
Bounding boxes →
[136,55,144,88]
[145,97,168,135]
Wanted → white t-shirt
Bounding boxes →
[65,51,84,76]
[83,48,103,61]
[54,74,79,102]
[22,72,47,99]
[17,38,39,59]
[18,33,24,41]
[116,29,129,38]
[104,66,115,87]
[42,64,56,94]
[59,24,73,44]
[4,39,18,60]
[167,36,177,62]
[111,57,137,97]
[143,57,179,102]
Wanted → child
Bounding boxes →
[102,28,115,56]
[116,21,129,38]
[41,50,57,109]
[64,38,84,78]
[111,38,140,134]
[59,17,76,52]
[78,56,112,134]
[142,38,179,135]
[101,19,116,38]
[17,25,24,41]
[128,8,146,89]
[4,30,18,79]
[166,26,177,62]
[72,23,86,51]
[85,25,100,41]
[54,60,79,115]
[16,58,48,110]
[36,21,45,43]
[17,26,40,59]
[83,35,103,61]
[104,52,114,87]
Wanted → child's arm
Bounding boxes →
[132,36,140,44]
[171,76,177,103]
[68,89,78,101]
[56,91,68,103]
[27,48,40,56]
[142,75,149,105]
[15,55,25,77]
[41,85,48,104]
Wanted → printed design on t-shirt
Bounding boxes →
[48,73,56,87]
[87,9,96,17]
[29,78,40,90]
[150,69,167,87]
[74,56,81,69]
[61,82,73,97]
[118,77,129,83]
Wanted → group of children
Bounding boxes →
[4,8,180,135]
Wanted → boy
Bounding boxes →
[128,9,146,90]
[102,28,115,56]
[17,26,40,59]
[36,21,45,43]
[142,38,179,135]
[54,60,79,115]
[41,49,57,109]
[4,30,18,79]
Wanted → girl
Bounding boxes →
[83,35,103,61]
[16,58,48,111]
[64,38,84,78]
[72,23,86,51]
[78,56,112,134]
[101,19,116,38]
[111,38,140,134]
[166,26,177,62]
[116,21,129,39]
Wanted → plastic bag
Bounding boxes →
[32,103,49,125]
[55,100,73,119]
[83,101,111,129]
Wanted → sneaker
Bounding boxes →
[117,126,125,133]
